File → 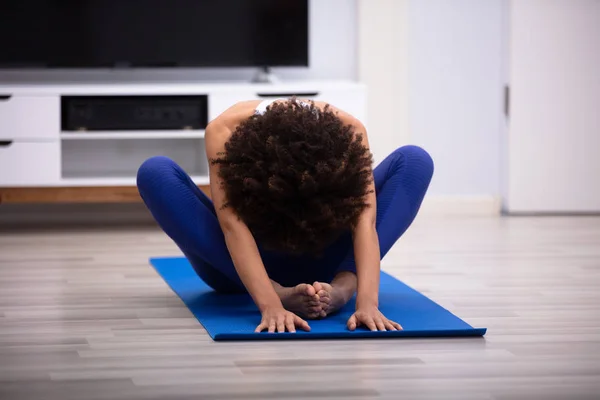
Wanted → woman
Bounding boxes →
[137,98,434,334]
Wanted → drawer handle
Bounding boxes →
[0,141,13,147]
[0,95,12,101]
[256,92,319,98]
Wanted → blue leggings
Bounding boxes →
[137,145,434,293]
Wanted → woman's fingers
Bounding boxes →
[364,318,377,331]
[255,322,266,333]
[347,314,358,331]
[268,319,276,333]
[294,315,311,332]
[256,314,310,333]
[346,312,403,332]
[384,320,397,331]
[285,315,296,333]
[276,316,286,333]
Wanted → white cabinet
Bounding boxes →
[0,94,61,186]
[0,96,59,140]
[0,81,366,188]
[0,142,60,186]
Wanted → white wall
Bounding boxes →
[408,0,504,197]
[0,0,356,83]
[357,0,410,166]
[281,0,357,81]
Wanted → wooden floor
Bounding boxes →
[0,215,599,399]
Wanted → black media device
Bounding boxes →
[0,0,309,68]
[61,96,209,131]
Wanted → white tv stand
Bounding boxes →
[0,80,366,197]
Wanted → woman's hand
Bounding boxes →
[255,306,311,333]
[347,305,402,331]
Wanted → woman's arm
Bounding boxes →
[206,120,281,312]
[205,108,310,333]
[351,165,381,310]
[331,112,381,309]
[323,103,401,331]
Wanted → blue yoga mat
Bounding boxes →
[150,257,486,341]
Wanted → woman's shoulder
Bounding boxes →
[212,100,262,127]
[205,100,262,150]
[206,100,259,133]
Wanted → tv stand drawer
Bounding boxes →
[0,141,60,187]
[0,95,59,140]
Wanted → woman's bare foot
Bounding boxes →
[313,272,357,316]
[273,283,325,319]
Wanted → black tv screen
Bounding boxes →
[0,0,309,68]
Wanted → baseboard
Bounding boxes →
[0,203,156,229]
[419,195,502,217]
[0,195,502,230]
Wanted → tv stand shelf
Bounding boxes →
[60,131,206,140]
[0,80,366,203]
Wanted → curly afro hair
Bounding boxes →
[211,98,374,255]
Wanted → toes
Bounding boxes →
[296,283,316,297]
[308,309,327,319]
[313,281,324,292]
[317,289,330,299]
[319,295,331,305]
[306,312,322,320]
[308,305,322,313]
